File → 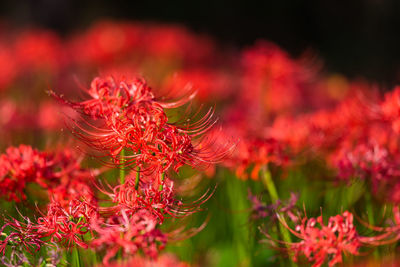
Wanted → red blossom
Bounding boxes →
[91,209,167,265]
[14,30,66,73]
[268,211,361,267]
[98,253,190,267]
[0,145,47,201]
[51,75,224,173]
[267,208,400,267]
[0,144,97,202]
[0,218,43,257]
[381,86,400,134]
[290,211,360,267]
[35,198,98,249]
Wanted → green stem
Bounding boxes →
[72,247,82,267]
[261,166,296,267]
[159,172,165,191]
[119,149,125,184]
[135,166,140,190]
[226,175,252,267]
[366,192,379,259]
[365,192,375,228]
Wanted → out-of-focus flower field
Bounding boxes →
[1,20,400,267]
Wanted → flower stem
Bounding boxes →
[227,173,252,267]
[135,166,140,190]
[159,172,165,191]
[119,149,125,184]
[72,247,82,267]
[261,166,296,267]
[366,192,379,259]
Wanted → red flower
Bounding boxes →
[51,74,222,173]
[269,211,361,267]
[0,145,97,202]
[91,209,167,265]
[14,30,66,73]
[0,145,46,201]
[290,211,360,267]
[36,198,98,249]
[381,86,400,134]
[230,137,289,180]
[98,253,190,267]
[0,217,43,257]
[268,208,400,267]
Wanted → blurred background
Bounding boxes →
[1,2,400,267]
[2,0,400,87]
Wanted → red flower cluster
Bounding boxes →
[270,210,400,267]
[0,21,219,94]
[104,172,181,222]
[0,145,46,201]
[35,198,97,249]
[289,211,361,267]
[0,144,99,259]
[51,75,219,174]
[0,145,95,202]
[92,209,167,264]
[98,253,189,267]
[331,142,400,202]
[381,86,400,134]
[0,198,98,260]
[44,74,221,263]
[240,41,316,116]
[226,136,289,180]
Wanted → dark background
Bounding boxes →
[2,0,400,87]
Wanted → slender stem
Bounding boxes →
[227,173,252,267]
[72,247,82,267]
[119,149,125,184]
[365,192,375,227]
[159,172,165,191]
[366,192,379,259]
[261,166,296,267]
[135,166,140,190]
[261,167,279,202]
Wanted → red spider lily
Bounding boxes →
[240,41,316,116]
[14,30,67,73]
[91,209,167,265]
[0,145,47,201]
[0,218,43,256]
[267,211,361,267]
[290,211,361,267]
[0,44,17,90]
[51,74,224,173]
[330,135,400,203]
[229,137,289,180]
[35,147,95,189]
[0,144,97,202]
[267,90,381,155]
[99,170,213,223]
[35,198,98,249]
[99,176,179,222]
[381,86,400,134]
[49,179,97,207]
[267,208,400,267]
[0,198,98,257]
[68,21,143,65]
[332,142,395,182]
[98,253,190,267]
